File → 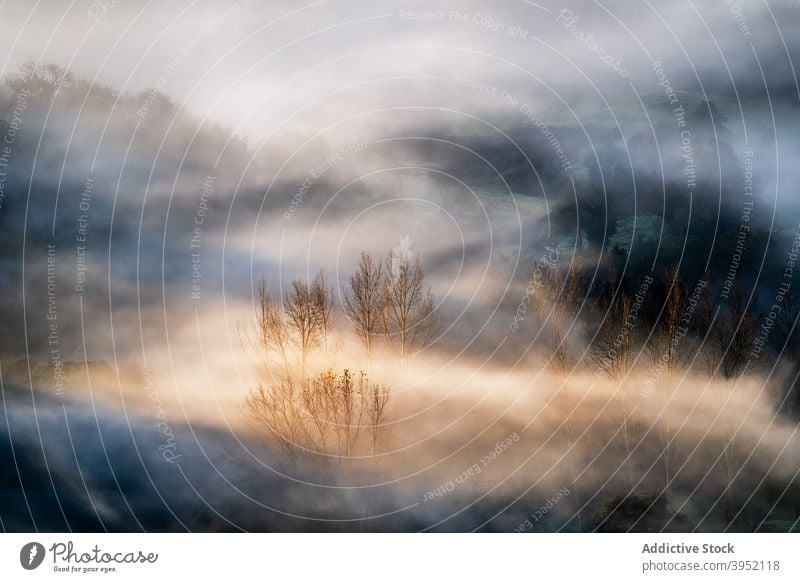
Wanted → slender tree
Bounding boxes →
[533,264,582,378]
[286,277,322,373]
[591,270,633,382]
[245,377,304,459]
[590,269,635,485]
[381,254,437,360]
[312,269,335,355]
[344,252,385,358]
[661,266,687,382]
[531,262,584,528]
[694,273,717,376]
[652,266,685,490]
[253,277,292,376]
[716,285,754,379]
[774,287,800,415]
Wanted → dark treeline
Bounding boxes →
[526,259,800,416]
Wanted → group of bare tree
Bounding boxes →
[250,269,333,377]
[544,264,763,386]
[249,252,437,375]
[345,251,438,361]
[244,251,438,462]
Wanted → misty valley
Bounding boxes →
[2,0,800,535]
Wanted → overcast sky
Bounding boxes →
[1,0,797,140]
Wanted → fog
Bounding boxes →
[1,0,800,532]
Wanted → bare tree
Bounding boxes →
[306,369,390,457]
[344,252,385,358]
[647,266,686,385]
[590,269,635,485]
[381,254,437,360]
[666,273,685,372]
[590,270,633,382]
[245,378,304,460]
[312,269,335,355]
[694,274,717,376]
[774,287,800,415]
[695,281,754,524]
[710,286,755,524]
[715,285,754,379]
[531,262,584,527]
[252,277,292,376]
[533,264,582,378]
[286,277,322,373]
[775,287,800,358]
[368,382,390,456]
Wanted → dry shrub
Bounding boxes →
[246,369,389,461]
